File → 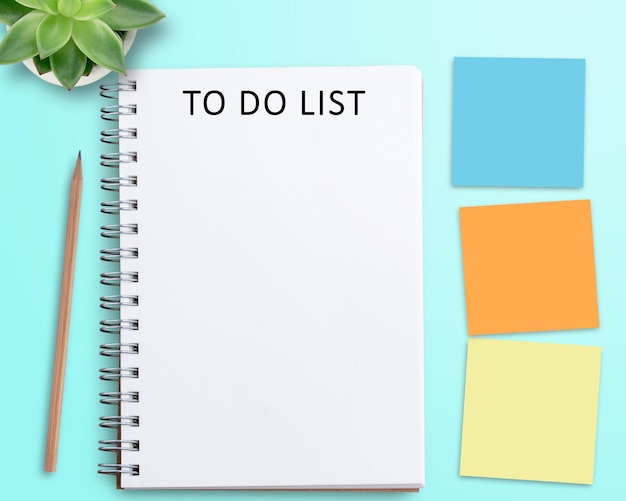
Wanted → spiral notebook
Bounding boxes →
[98,66,424,490]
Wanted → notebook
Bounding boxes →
[460,338,601,484]
[98,66,424,490]
[460,200,599,335]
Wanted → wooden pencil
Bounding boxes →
[45,152,83,472]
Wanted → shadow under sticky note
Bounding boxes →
[452,57,585,187]
[460,339,601,484]
[460,199,598,335]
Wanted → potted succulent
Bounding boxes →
[0,0,164,90]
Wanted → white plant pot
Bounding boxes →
[20,29,137,87]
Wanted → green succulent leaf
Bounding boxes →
[58,0,81,18]
[14,1,44,10]
[50,37,86,89]
[32,53,51,74]
[13,0,37,7]
[72,18,124,73]
[74,0,115,21]
[39,0,59,14]
[15,1,56,14]
[101,0,165,30]
[82,56,92,75]
[37,14,72,59]
[0,9,46,64]
[0,0,32,26]
[38,0,58,14]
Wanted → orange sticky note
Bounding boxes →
[460,199,599,335]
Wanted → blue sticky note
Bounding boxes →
[452,57,585,187]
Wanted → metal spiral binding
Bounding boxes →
[100,415,140,428]
[100,80,137,98]
[99,440,140,452]
[100,343,140,356]
[101,152,137,168]
[101,199,138,214]
[101,224,138,239]
[100,247,139,262]
[101,104,137,121]
[100,319,138,334]
[101,128,137,144]
[100,294,139,310]
[101,176,137,191]
[99,367,140,380]
[98,464,140,476]
[99,80,140,478]
[100,271,139,286]
[100,391,139,404]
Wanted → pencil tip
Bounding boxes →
[73,151,83,180]
[78,150,82,161]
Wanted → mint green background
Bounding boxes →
[1,0,624,499]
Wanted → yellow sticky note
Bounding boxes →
[460,339,601,484]
[460,199,599,335]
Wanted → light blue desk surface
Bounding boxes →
[1,1,624,499]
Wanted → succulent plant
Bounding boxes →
[0,0,164,89]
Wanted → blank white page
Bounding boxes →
[114,66,423,489]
